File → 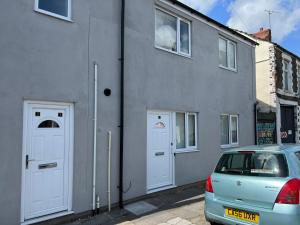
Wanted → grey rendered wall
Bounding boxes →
[0,0,255,224]
[122,0,256,200]
[88,0,122,211]
[0,0,122,224]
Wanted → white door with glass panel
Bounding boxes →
[23,103,72,220]
[147,112,173,191]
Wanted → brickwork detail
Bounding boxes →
[269,46,277,106]
[297,106,300,143]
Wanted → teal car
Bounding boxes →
[205,145,300,225]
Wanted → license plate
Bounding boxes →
[225,208,259,224]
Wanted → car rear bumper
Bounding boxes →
[205,192,300,225]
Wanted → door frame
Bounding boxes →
[146,110,175,193]
[277,98,297,144]
[276,98,298,144]
[20,101,74,224]
[280,104,296,143]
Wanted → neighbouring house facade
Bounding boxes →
[243,28,300,145]
[0,0,256,225]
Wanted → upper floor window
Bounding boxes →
[219,37,237,71]
[35,0,71,21]
[283,59,291,92]
[155,9,191,56]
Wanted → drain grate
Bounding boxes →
[124,201,157,216]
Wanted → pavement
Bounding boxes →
[65,182,209,225]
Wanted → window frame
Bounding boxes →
[187,113,197,148]
[155,8,191,57]
[175,112,197,153]
[220,114,239,148]
[34,0,72,21]
[220,114,230,146]
[282,59,291,92]
[219,36,237,72]
[230,115,239,145]
[215,152,289,177]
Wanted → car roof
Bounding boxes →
[224,144,300,153]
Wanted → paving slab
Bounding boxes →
[125,201,158,216]
[65,183,209,225]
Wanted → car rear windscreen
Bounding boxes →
[215,152,289,177]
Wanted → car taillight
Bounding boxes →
[275,178,300,204]
[206,175,214,193]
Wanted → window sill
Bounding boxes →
[174,149,200,154]
[219,65,237,73]
[284,90,296,96]
[221,144,239,149]
[155,46,192,59]
[34,8,73,22]
[277,89,298,97]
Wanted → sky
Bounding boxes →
[179,0,300,56]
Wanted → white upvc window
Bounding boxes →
[220,114,239,148]
[175,112,197,152]
[219,37,237,71]
[283,59,292,92]
[155,9,191,57]
[35,0,71,21]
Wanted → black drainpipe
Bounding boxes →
[119,0,125,209]
[254,102,258,145]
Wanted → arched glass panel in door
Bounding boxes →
[38,120,60,128]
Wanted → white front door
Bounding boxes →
[147,111,173,191]
[23,102,73,220]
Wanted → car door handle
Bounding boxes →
[155,152,165,156]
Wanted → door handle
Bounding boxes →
[25,155,35,169]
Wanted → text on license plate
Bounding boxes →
[225,208,259,224]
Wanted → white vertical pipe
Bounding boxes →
[107,131,112,212]
[92,63,98,211]
[276,98,282,144]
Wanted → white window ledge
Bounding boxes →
[277,89,297,97]
[174,149,200,154]
[155,46,192,59]
[219,65,237,73]
[221,144,239,149]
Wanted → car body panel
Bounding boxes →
[205,192,300,225]
[212,174,287,209]
[205,145,300,225]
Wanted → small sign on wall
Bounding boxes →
[257,122,276,145]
